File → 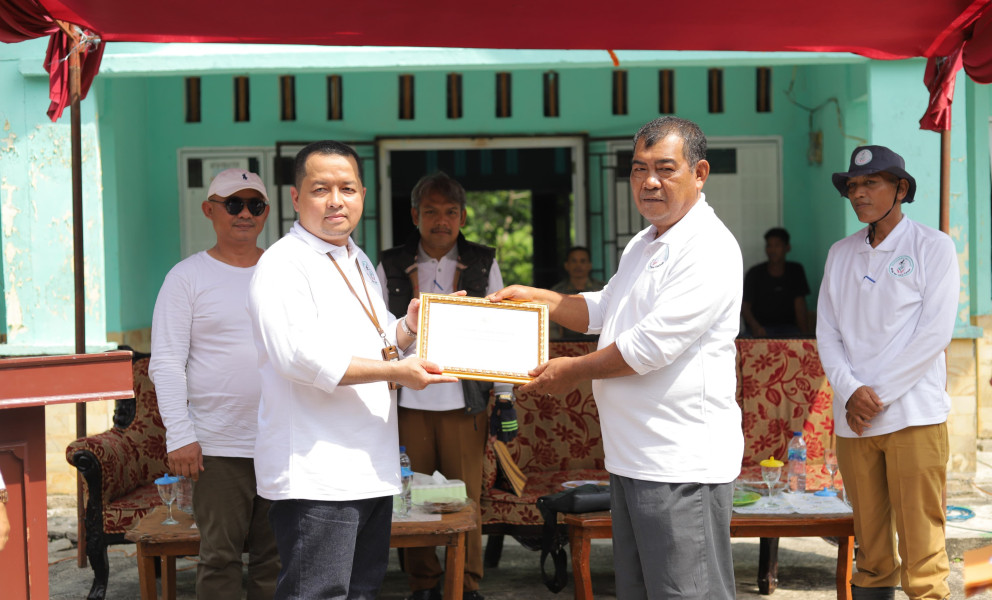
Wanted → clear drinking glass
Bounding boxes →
[155,474,180,525]
[759,457,784,509]
[824,448,839,493]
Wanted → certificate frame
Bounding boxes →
[416,293,549,384]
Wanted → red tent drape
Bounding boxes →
[920,0,992,131]
[964,7,992,83]
[0,0,103,121]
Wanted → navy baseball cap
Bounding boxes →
[831,145,916,204]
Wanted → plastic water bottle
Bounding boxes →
[787,431,807,493]
[397,446,413,516]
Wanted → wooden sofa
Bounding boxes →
[480,338,839,580]
[65,354,168,600]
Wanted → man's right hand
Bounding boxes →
[168,441,204,481]
[393,357,458,390]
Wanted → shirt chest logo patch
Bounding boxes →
[888,255,914,278]
[362,260,379,284]
[647,246,670,270]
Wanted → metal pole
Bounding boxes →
[62,21,89,568]
[939,129,951,234]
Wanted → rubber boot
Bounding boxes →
[850,584,896,600]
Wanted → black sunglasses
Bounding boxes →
[208,197,268,216]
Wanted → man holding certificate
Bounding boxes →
[377,171,511,600]
[247,141,456,599]
[490,117,744,599]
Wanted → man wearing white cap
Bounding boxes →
[817,145,958,600]
[150,168,280,599]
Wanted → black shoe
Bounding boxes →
[405,587,442,600]
[463,592,485,600]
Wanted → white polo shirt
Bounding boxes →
[585,195,744,484]
[816,216,959,438]
[248,222,402,501]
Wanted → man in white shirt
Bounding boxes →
[247,141,456,599]
[490,117,743,599]
[817,145,958,600]
[149,168,279,599]
[377,172,510,600]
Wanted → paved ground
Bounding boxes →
[46,451,992,599]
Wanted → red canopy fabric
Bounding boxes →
[0,0,103,121]
[964,7,992,83]
[0,0,56,42]
[920,49,964,132]
[6,0,992,126]
[31,0,992,58]
[919,0,992,131]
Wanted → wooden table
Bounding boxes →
[0,351,134,598]
[563,510,854,600]
[125,503,478,600]
[391,504,479,600]
[124,506,199,600]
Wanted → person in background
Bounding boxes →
[377,171,510,600]
[489,116,743,599]
[741,227,810,337]
[817,145,958,600]
[248,141,455,599]
[149,168,279,600]
[551,246,605,341]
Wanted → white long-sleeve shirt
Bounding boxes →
[149,252,261,457]
[248,222,402,501]
[816,216,959,438]
[585,195,744,484]
[376,243,509,411]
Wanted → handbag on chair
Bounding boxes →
[536,483,611,593]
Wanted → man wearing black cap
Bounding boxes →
[816,146,959,600]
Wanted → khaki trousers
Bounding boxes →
[193,455,280,600]
[836,423,949,600]
[398,407,487,593]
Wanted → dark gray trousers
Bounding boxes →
[610,474,735,600]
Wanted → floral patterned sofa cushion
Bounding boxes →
[65,356,169,535]
[736,338,838,492]
[482,342,607,527]
[482,338,838,529]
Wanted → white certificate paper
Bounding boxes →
[417,293,549,384]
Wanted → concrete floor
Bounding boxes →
[45,450,992,599]
[47,513,992,600]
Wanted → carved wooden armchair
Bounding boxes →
[65,354,169,600]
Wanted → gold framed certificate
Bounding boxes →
[416,293,549,384]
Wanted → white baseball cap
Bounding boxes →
[207,168,269,202]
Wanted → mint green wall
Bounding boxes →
[95,59,991,335]
[0,39,111,353]
[967,78,991,318]
[865,61,987,334]
[97,77,162,337]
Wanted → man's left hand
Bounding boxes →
[519,357,578,396]
[846,410,870,436]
